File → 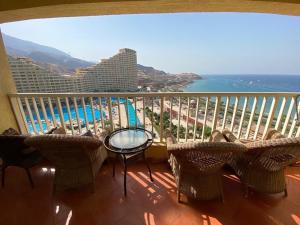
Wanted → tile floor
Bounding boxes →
[0,161,300,225]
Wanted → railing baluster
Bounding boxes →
[72,97,82,134]
[151,97,154,134]
[169,97,173,131]
[125,97,129,128]
[212,96,221,132]
[81,97,89,131]
[89,97,97,134]
[221,97,230,130]
[65,97,74,135]
[177,97,181,141]
[108,97,113,131]
[288,113,297,138]
[262,96,278,139]
[282,97,295,135]
[24,97,38,134]
[98,97,105,130]
[275,97,287,130]
[39,97,50,131]
[48,97,56,127]
[201,97,210,141]
[56,97,66,130]
[296,100,300,137]
[135,97,138,128]
[17,97,30,133]
[8,96,27,134]
[237,97,248,139]
[143,97,145,128]
[296,127,300,137]
[253,96,267,140]
[185,97,190,141]
[230,96,239,132]
[160,96,164,142]
[31,97,44,133]
[193,97,200,141]
[245,96,258,140]
[117,97,121,128]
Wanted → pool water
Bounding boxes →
[27,98,141,133]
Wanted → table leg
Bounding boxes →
[143,151,153,182]
[112,154,117,177]
[122,155,127,196]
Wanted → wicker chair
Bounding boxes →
[0,134,43,188]
[165,129,247,202]
[214,129,300,197]
[25,133,108,193]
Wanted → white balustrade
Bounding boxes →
[8,92,300,142]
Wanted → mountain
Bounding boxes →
[137,64,167,76]
[3,33,94,72]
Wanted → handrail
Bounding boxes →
[8,92,300,98]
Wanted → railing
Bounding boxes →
[8,92,300,143]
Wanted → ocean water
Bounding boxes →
[184,75,300,117]
[185,75,300,92]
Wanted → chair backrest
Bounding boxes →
[25,135,101,169]
[0,135,28,164]
[245,137,300,170]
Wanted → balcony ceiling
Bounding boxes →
[0,0,300,23]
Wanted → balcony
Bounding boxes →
[3,92,300,225]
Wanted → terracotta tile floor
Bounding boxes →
[1,161,300,225]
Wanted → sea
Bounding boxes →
[184,75,300,92]
[184,75,300,117]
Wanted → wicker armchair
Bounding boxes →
[165,129,247,202]
[25,133,108,193]
[0,134,43,188]
[214,129,300,197]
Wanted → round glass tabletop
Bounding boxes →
[109,128,152,151]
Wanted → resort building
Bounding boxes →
[8,48,138,93]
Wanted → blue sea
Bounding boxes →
[185,75,300,92]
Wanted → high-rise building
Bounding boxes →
[8,48,137,93]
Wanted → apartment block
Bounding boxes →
[8,48,138,93]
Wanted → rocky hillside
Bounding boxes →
[3,33,94,73]
[137,64,201,91]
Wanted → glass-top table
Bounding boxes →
[104,128,154,196]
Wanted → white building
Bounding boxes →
[9,48,138,93]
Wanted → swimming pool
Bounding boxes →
[27,99,141,133]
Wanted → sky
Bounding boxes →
[1,13,300,75]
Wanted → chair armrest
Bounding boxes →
[259,153,297,172]
[222,129,238,142]
[210,130,227,142]
[263,128,285,140]
[98,128,111,143]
